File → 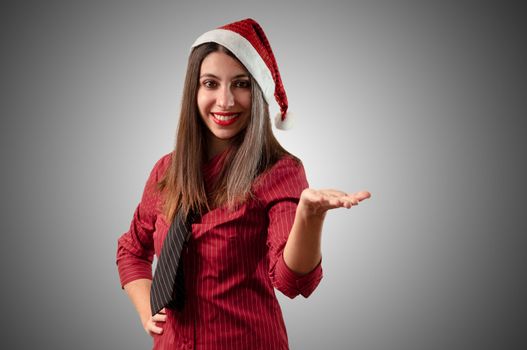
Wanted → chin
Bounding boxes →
[214,131,238,140]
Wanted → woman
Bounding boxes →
[116,18,371,349]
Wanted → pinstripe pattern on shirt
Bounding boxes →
[117,152,323,349]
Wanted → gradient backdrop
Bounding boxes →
[1,0,526,349]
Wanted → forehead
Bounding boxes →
[200,51,248,76]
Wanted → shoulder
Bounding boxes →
[253,154,308,201]
[148,152,173,182]
[264,154,305,179]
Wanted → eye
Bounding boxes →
[201,80,218,89]
[234,80,251,88]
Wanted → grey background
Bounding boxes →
[1,0,526,349]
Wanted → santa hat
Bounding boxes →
[191,18,293,130]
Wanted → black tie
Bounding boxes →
[150,210,195,315]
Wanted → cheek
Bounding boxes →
[197,92,211,114]
[239,92,252,110]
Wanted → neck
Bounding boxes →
[206,134,232,160]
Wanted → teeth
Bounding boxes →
[213,113,239,121]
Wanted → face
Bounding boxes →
[197,51,252,151]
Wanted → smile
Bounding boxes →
[210,112,240,126]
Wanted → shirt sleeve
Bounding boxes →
[259,157,323,299]
[115,153,171,288]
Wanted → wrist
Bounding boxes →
[141,312,151,328]
[297,201,327,222]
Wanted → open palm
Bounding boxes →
[299,189,371,217]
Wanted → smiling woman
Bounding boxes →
[116,18,370,350]
[197,50,252,153]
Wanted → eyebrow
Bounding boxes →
[199,73,250,80]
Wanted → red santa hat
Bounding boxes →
[191,18,293,130]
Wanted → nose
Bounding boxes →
[216,85,235,109]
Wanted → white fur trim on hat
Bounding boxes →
[191,29,276,106]
[274,111,294,130]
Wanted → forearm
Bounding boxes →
[283,203,324,275]
[123,278,153,326]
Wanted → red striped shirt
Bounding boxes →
[116,152,323,349]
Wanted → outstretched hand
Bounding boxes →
[298,189,371,218]
[283,189,371,274]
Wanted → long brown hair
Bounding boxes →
[159,42,294,222]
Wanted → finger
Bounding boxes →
[302,189,345,202]
[159,308,167,314]
[341,198,356,208]
[152,313,167,322]
[303,194,338,211]
[348,196,360,205]
[324,196,348,209]
[339,191,370,203]
[302,191,352,212]
[148,319,164,335]
[320,189,370,205]
[319,189,348,198]
[335,194,358,206]
[351,191,371,201]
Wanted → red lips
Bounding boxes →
[210,112,241,126]
[210,112,240,126]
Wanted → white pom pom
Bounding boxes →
[274,111,294,130]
